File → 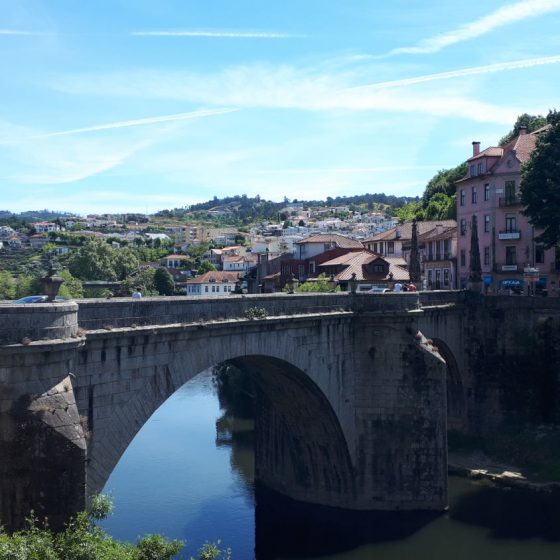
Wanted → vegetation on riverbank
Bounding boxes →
[0,495,230,560]
[448,425,560,482]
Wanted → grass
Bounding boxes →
[448,425,560,482]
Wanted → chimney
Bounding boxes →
[472,141,481,156]
[518,126,527,135]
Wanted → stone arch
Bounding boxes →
[85,346,355,510]
[431,338,465,431]
[229,355,356,507]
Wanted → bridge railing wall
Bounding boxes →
[74,291,467,330]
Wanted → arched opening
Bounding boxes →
[431,338,465,431]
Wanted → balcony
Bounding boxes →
[498,230,521,240]
[498,196,522,207]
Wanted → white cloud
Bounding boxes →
[1,108,237,145]
[389,0,560,55]
[131,30,303,39]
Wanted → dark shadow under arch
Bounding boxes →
[431,338,465,431]
[228,355,357,507]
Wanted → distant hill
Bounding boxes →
[155,192,418,225]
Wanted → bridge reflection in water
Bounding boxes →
[101,370,560,560]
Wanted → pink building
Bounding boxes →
[455,127,559,295]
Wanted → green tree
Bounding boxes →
[154,267,175,295]
[15,274,41,298]
[424,192,456,220]
[58,269,84,298]
[122,267,157,296]
[295,273,338,292]
[395,201,424,223]
[521,109,560,248]
[197,261,217,275]
[499,113,547,146]
[409,219,421,283]
[0,271,16,299]
[68,239,139,281]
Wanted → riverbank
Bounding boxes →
[449,450,560,494]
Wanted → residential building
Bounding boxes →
[185,271,242,296]
[29,234,49,250]
[294,234,363,260]
[455,128,558,294]
[32,221,59,234]
[317,250,409,291]
[161,254,191,268]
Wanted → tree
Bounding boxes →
[58,269,84,298]
[469,215,482,284]
[122,267,157,296]
[294,273,338,293]
[0,493,233,559]
[409,219,421,283]
[0,271,16,299]
[68,239,139,281]
[499,113,547,146]
[521,109,560,248]
[154,267,175,295]
[197,261,217,275]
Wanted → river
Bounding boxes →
[101,370,560,560]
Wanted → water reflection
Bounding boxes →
[102,368,560,560]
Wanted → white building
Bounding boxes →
[185,271,242,296]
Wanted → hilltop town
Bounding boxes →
[1,116,559,299]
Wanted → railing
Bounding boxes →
[498,230,521,240]
[498,196,522,207]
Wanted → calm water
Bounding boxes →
[102,371,560,560]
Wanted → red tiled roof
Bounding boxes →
[468,147,503,161]
[187,271,242,284]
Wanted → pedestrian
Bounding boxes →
[408,282,417,292]
[393,282,403,292]
[132,287,142,299]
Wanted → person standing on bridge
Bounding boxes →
[132,287,142,299]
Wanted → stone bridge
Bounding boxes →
[1,291,559,531]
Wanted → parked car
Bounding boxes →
[13,295,69,303]
[369,287,391,293]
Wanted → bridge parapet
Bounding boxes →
[74,291,467,330]
[0,302,79,346]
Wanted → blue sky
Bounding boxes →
[1,0,560,214]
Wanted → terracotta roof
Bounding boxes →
[417,225,457,242]
[163,254,190,260]
[295,234,363,248]
[318,250,409,282]
[363,220,456,243]
[468,147,503,161]
[187,271,242,284]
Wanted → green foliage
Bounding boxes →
[122,267,157,296]
[394,201,425,223]
[195,540,231,560]
[154,267,175,296]
[499,113,547,146]
[0,270,16,299]
[88,493,114,521]
[0,497,185,560]
[68,239,139,281]
[197,261,217,275]
[243,306,268,319]
[521,109,560,248]
[295,273,338,293]
[424,192,456,220]
[58,270,84,299]
[15,275,41,298]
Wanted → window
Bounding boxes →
[484,215,490,233]
[428,269,433,286]
[472,186,478,204]
[484,183,490,201]
[505,213,516,232]
[443,269,450,286]
[387,241,395,254]
[460,249,466,267]
[205,286,208,292]
[505,180,516,204]
[484,246,490,265]
[298,264,305,277]
[536,245,545,264]
[460,190,466,206]
[470,164,476,177]
[309,261,316,274]
[477,162,484,175]
[460,219,467,236]
[506,246,517,265]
